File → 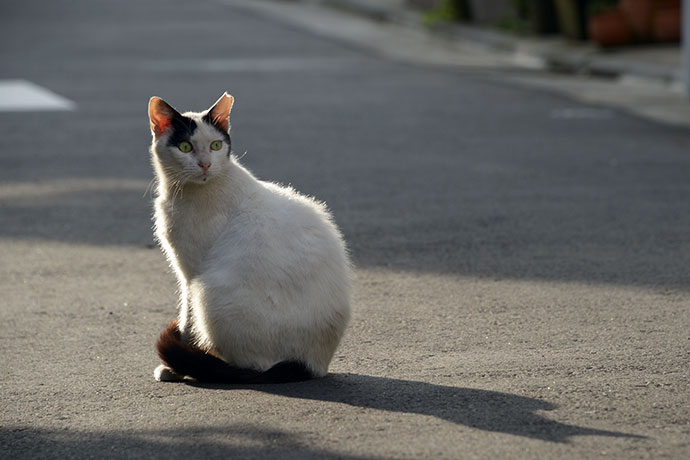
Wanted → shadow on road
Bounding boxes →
[191,373,645,444]
[0,179,154,247]
[4,377,642,458]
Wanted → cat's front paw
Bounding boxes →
[154,364,184,382]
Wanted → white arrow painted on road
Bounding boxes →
[0,80,75,111]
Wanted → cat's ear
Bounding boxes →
[148,97,180,138]
[206,92,234,133]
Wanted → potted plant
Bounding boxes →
[588,2,631,47]
[652,2,681,42]
[619,0,679,42]
[618,0,655,41]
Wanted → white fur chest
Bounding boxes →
[155,188,229,283]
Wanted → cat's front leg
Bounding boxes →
[177,283,194,343]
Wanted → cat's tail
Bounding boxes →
[155,319,315,384]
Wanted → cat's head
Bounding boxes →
[148,92,234,185]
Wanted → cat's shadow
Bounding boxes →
[189,373,644,443]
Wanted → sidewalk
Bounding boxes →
[312,0,683,88]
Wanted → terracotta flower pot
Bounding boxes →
[652,6,681,42]
[589,9,632,47]
[618,0,654,41]
[619,0,680,42]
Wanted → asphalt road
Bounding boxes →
[1,0,689,458]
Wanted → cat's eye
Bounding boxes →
[210,140,223,151]
[178,141,193,153]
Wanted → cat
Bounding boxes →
[148,92,352,383]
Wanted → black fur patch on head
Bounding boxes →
[202,112,232,155]
[165,114,198,148]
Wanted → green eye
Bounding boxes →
[210,140,223,151]
[178,141,192,153]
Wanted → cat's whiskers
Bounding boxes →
[170,177,185,207]
[144,177,158,199]
[159,166,187,207]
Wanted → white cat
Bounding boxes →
[148,93,352,383]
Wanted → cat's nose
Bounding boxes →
[198,161,211,172]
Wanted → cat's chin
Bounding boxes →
[188,174,213,185]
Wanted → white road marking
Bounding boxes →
[0,80,75,111]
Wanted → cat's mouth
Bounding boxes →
[186,171,211,184]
